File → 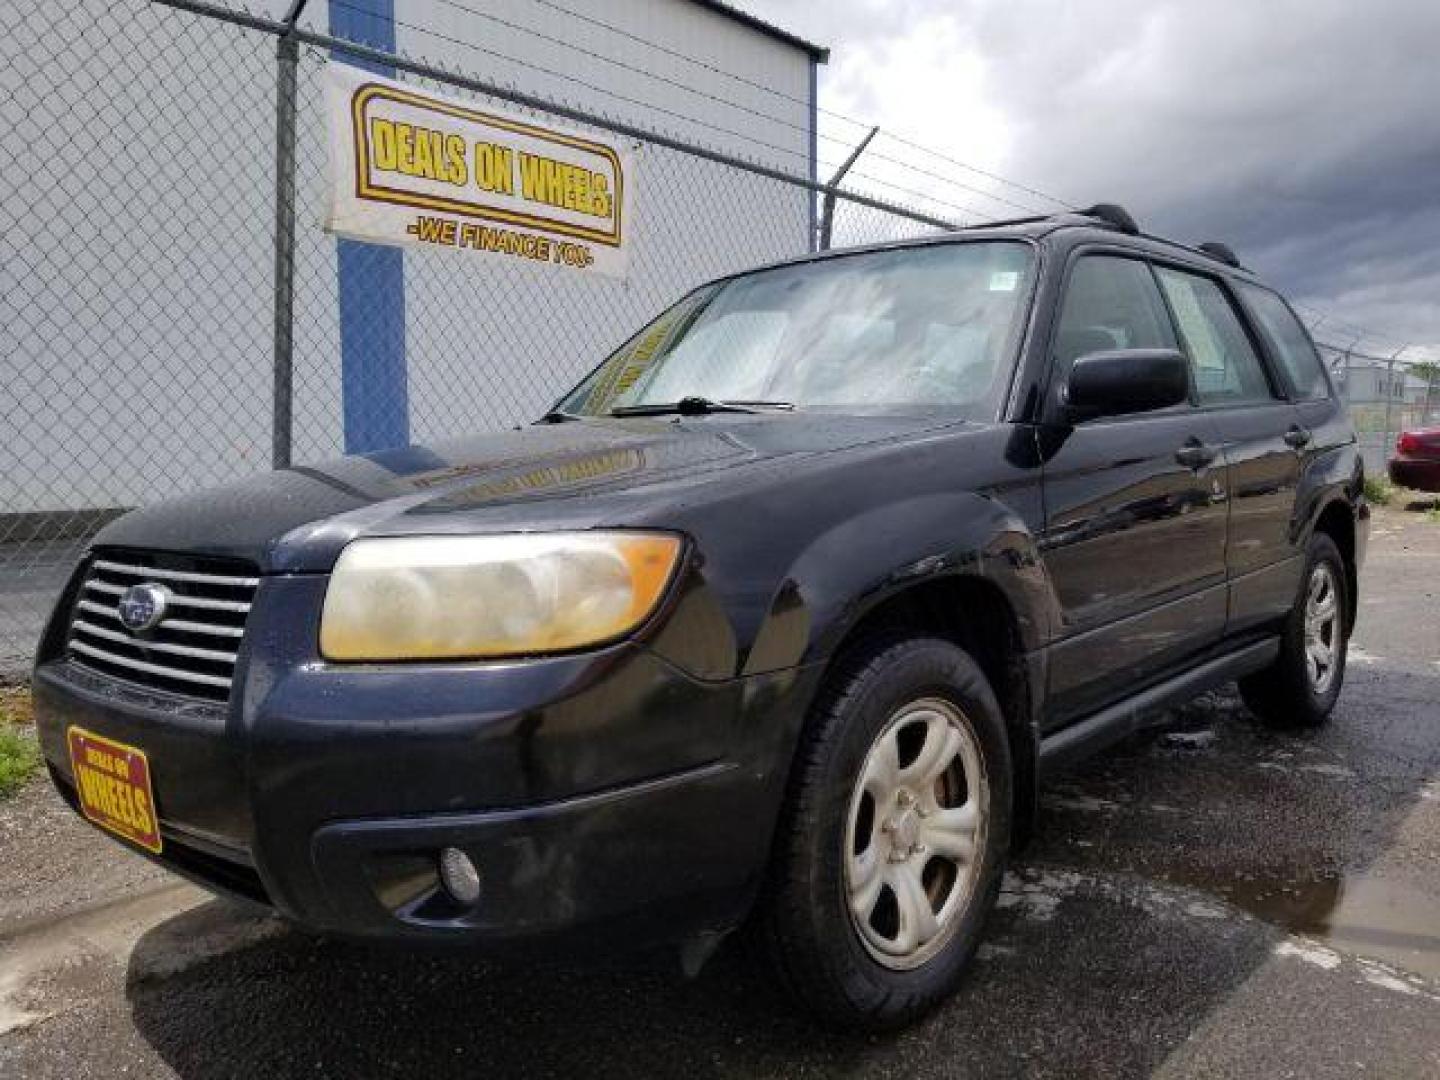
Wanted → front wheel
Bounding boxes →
[758,636,1012,1030]
[1239,532,1349,728]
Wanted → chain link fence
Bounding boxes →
[5,1,1428,676]
[0,0,948,673]
[1317,345,1440,477]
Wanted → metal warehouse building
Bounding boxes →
[2,0,827,520]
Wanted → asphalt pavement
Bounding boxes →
[1,507,1437,1079]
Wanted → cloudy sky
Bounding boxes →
[750,0,1440,362]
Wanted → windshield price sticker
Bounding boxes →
[325,65,634,278]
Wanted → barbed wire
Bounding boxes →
[325,1,1007,223]
[506,0,1074,210]
[196,0,1423,348]
[1295,302,1413,353]
[388,0,1060,215]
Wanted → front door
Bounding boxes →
[1037,254,1229,728]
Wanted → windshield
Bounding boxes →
[557,241,1034,418]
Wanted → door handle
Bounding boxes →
[1175,439,1218,469]
[1284,425,1312,450]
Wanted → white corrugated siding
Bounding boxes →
[3,0,815,511]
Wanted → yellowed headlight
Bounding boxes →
[320,532,683,661]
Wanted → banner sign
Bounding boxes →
[325,65,633,277]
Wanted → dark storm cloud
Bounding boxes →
[761,0,1440,355]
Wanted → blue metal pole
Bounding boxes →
[329,0,408,454]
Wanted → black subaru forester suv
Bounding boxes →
[33,206,1366,1029]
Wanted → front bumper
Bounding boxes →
[33,570,821,948]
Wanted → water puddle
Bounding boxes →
[1165,868,1440,981]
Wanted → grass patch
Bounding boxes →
[0,686,40,798]
[1364,475,1394,506]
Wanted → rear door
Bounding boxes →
[1038,253,1229,728]
[1238,277,1357,494]
[1152,266,1304,637]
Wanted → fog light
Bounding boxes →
[438,847,481,906]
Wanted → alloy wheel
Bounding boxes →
[843,697,989,970]
[1304,563,1341,695]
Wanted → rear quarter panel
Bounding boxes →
[1294,396,1364,531]
[1294,395,1367,621]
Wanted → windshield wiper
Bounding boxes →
[535,408,584,423]
[611,396,793,417]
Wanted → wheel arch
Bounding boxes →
[812,572,1041,850]
[1311,497,1358,633]
[746,491,1050,671]
[738,491,1051,866]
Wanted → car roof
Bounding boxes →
[737,211,1270,290]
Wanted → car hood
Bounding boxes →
[94,413,965,572]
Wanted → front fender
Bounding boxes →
[740,491,1050,676]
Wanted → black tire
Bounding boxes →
[757,635,1013,1031]
[1239,533,1349,728]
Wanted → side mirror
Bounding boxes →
[1065,348,1190,421]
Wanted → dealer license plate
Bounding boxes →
[66,726,163,854]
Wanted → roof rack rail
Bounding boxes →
[957,204,1140,235]
[1078,203,1139,234]
[1196,241,1242,268]
[955,207,1248,274]
[956,212,1054,231]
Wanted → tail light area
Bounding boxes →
[1397,430,1440,457]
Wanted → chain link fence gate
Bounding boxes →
[0,0,951,675]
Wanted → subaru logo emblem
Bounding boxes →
[117,582,171,634]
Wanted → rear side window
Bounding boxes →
[1238,283,1330,399]
[1154,267,1273,406]
[1053,255,1178,366]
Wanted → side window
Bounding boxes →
[1154,267,1273,406]
[1054,255,1178,367]
[1238,283,1330,399]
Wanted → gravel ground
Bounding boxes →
[1,507,1437,1079]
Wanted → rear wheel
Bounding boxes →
[758,635,1012,1030]
[1239,532,1348,728]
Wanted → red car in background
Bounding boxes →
[1389,427,1440,491]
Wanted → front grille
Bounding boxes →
[66,551,259,702]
